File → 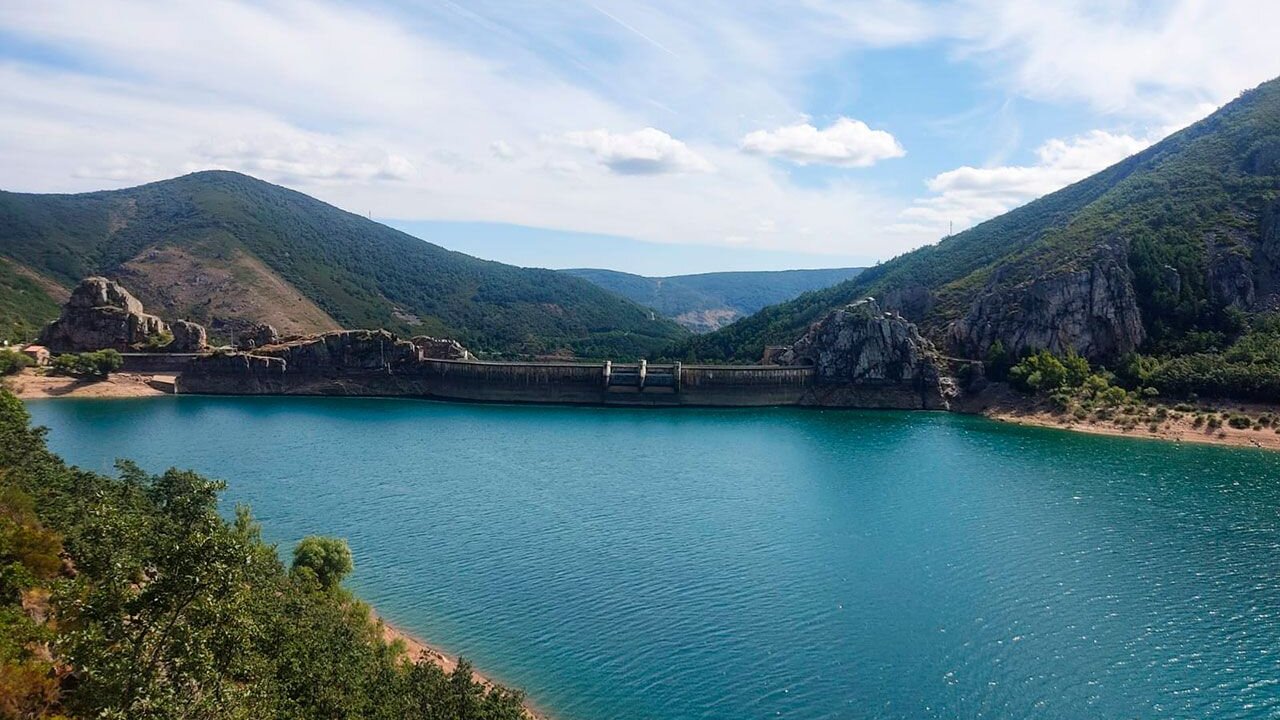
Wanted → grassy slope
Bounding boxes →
[564,267,863,331]
[0,171,687,357]
[679,78,1280,362]
[0,257,63,344]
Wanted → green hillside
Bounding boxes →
[0,171,687,357]
[563,267,863,332]
[680,77,1280,370]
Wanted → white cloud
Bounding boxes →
[192,133,416,183]
[0,0,1274,265]
[490,141,517,160]
[951,0,1280,122]
[562,128,714,175]
[898,129,1153,234]
[741,117,905,167]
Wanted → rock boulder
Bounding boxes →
[39,277,170,352]
[411,335,472,360]
[237,323,280,350]
[779,298,955,409]
[169,320,209,353]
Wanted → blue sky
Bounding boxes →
[1,1,1277,274]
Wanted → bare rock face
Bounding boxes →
[180,329,433,394]
[411,335,472,360]
[179,351,287,394]
[948,243,1145,361]
[254,330,420,373]
[39,277,170,352]
[237,323,280,350]
[1207,249,1255,308]
[168,320,209,353]
[778,298,954,409]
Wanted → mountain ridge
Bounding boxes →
[678,77,1280,369]
[563,266,864,332]
[0,171,688,357]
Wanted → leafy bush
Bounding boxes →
[0,349,33,375]
[49,349,122,378]
[1227,414,1253,429]
[1008,351,1068,392]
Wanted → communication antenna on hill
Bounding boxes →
[948,220,953,237]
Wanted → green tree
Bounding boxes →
[49,349,123,378]
[1008,350,1068,392]
[292,536,354,590]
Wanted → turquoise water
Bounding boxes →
[25,396,1280,720]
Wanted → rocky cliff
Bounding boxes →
[773,298,955,409]
[178,329,472,395]
[947,243,1145,360]
[255,330,421,373]
[39,277,171,352]
[38,277,211,353]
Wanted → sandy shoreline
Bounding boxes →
[982,406,1280,450]
[5,370,172,399]
[376,613,548,720]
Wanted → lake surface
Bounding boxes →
[26,396,1280,720]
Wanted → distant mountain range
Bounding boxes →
[563,267,864,332]
[0,171,687,358]
[679,77,1280,367]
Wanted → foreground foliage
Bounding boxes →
[0,389,526,719]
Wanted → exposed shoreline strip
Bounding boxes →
[10,369,1280,452]
[375,612,550,720]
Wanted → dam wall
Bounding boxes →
[175,353,820,406]
[120,353,207,373]
[416,359,814,406]
[172,352,940,408]
[678,365,814,406]
[419,359,610,404]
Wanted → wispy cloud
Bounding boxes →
[0,0,1275,262]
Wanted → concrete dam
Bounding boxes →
[421,359,817,406]
[167,354,821,407]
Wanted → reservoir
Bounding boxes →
[26,396,1280,720]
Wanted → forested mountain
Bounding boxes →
[679,76,1280,389]
[0,171,686,357]
[563,267,863,332]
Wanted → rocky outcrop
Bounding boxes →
[880,283,933,321]
[39,277,170,352]
[948,243,1144,361]
[180,330,438,395]
[237,323,280,350]
[411,336,472,360]
[254,330,419,373]
[179,352,287,394]
[776,298,955,409]
[168,320,208,353]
